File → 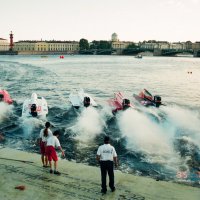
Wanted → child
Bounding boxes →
[46,130,65,175]
[39,122,53,167]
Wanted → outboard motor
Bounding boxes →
[83,96,90,107]
[30,104,38,117]
[122,99,130,110]
[154,95,161,107]
[0,94,4,102]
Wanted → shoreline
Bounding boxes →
[0,147,200,200]
[0,51,197,57]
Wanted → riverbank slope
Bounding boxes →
[0,148,199,200]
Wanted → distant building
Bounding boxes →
[156,41,170,49]
[140,41,170,50]
[170,42,186,50]
[192,42,200,50]
[111,41,133,50]
[185,41,193,50]
[140,41,158,50]
[111,33,133,50]
[13,40,79,54]
[0,38,9,51]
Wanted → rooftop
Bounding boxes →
[15,40,79,43]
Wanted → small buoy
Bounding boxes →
[15,185,26,190]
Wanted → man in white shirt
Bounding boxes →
[46,130,65,175]
[96,136,118,194]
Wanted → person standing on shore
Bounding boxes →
[46,130,65,175]
[39,122,52,167]
[96,136,118,194]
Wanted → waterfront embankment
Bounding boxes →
[0,148,199,200]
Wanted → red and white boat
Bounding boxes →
[0,89,13,104]
[22,93,48,118]
[108,92,134,113]
[133,89,162,108]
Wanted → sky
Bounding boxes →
[0,0,200,42]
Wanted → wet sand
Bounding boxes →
[0,147,199,200]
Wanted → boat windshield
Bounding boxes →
[144,89,152,97]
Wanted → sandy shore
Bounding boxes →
[0,147,199,200]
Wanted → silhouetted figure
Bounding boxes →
[83,96,90,107]
[30,104,38,117]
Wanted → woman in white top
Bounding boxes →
[39,122,53,167]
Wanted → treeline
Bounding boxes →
[79,38,139,55]
[79,39,111,50]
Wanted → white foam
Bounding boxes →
[118,109,173,159]
[74,107,105,142]
[20,117,44,135]
[161,105,200,146]
[118,104,200,172]
[0,102,13,122]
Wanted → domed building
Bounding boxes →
[111,33,119,42]
[111,33,133,53]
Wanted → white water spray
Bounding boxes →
[161,105,200,145]
[20,117,43,135]
[0,102,13,123]
[73,107,105,142]
[118,108,177,164]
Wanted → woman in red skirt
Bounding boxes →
[39,122,52,167]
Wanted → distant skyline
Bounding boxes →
[1,0,200,42]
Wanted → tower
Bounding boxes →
[9,31,14,51]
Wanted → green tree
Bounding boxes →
[99,40,111,49]
[90,40,99,49]
[90,40,111,49]
[79,38,89,50]
[127,43,137,49]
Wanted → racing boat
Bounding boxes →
[0,89,13,104]
[133,89,162,107]
[69,89,97,109]
[22,93,48,118]
[135,54,142,59]
[108,92,134,113]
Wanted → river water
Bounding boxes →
[0,55,200,185]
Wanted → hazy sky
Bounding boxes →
[1,0,200,42]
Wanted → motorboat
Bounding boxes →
[22,93,48,118]
[69,89,97,109]
[133,89,162,108]
[0,89,13,104]
[135,54,142,59]
[108,92,134,113]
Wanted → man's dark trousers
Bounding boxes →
[100,161,114,192]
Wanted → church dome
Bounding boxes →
[111,33,119,42]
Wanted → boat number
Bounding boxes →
[28,104,41,111]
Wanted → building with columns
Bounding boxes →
[111,33,135,50]
[0,38,9,51]
[13,40,79,54]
